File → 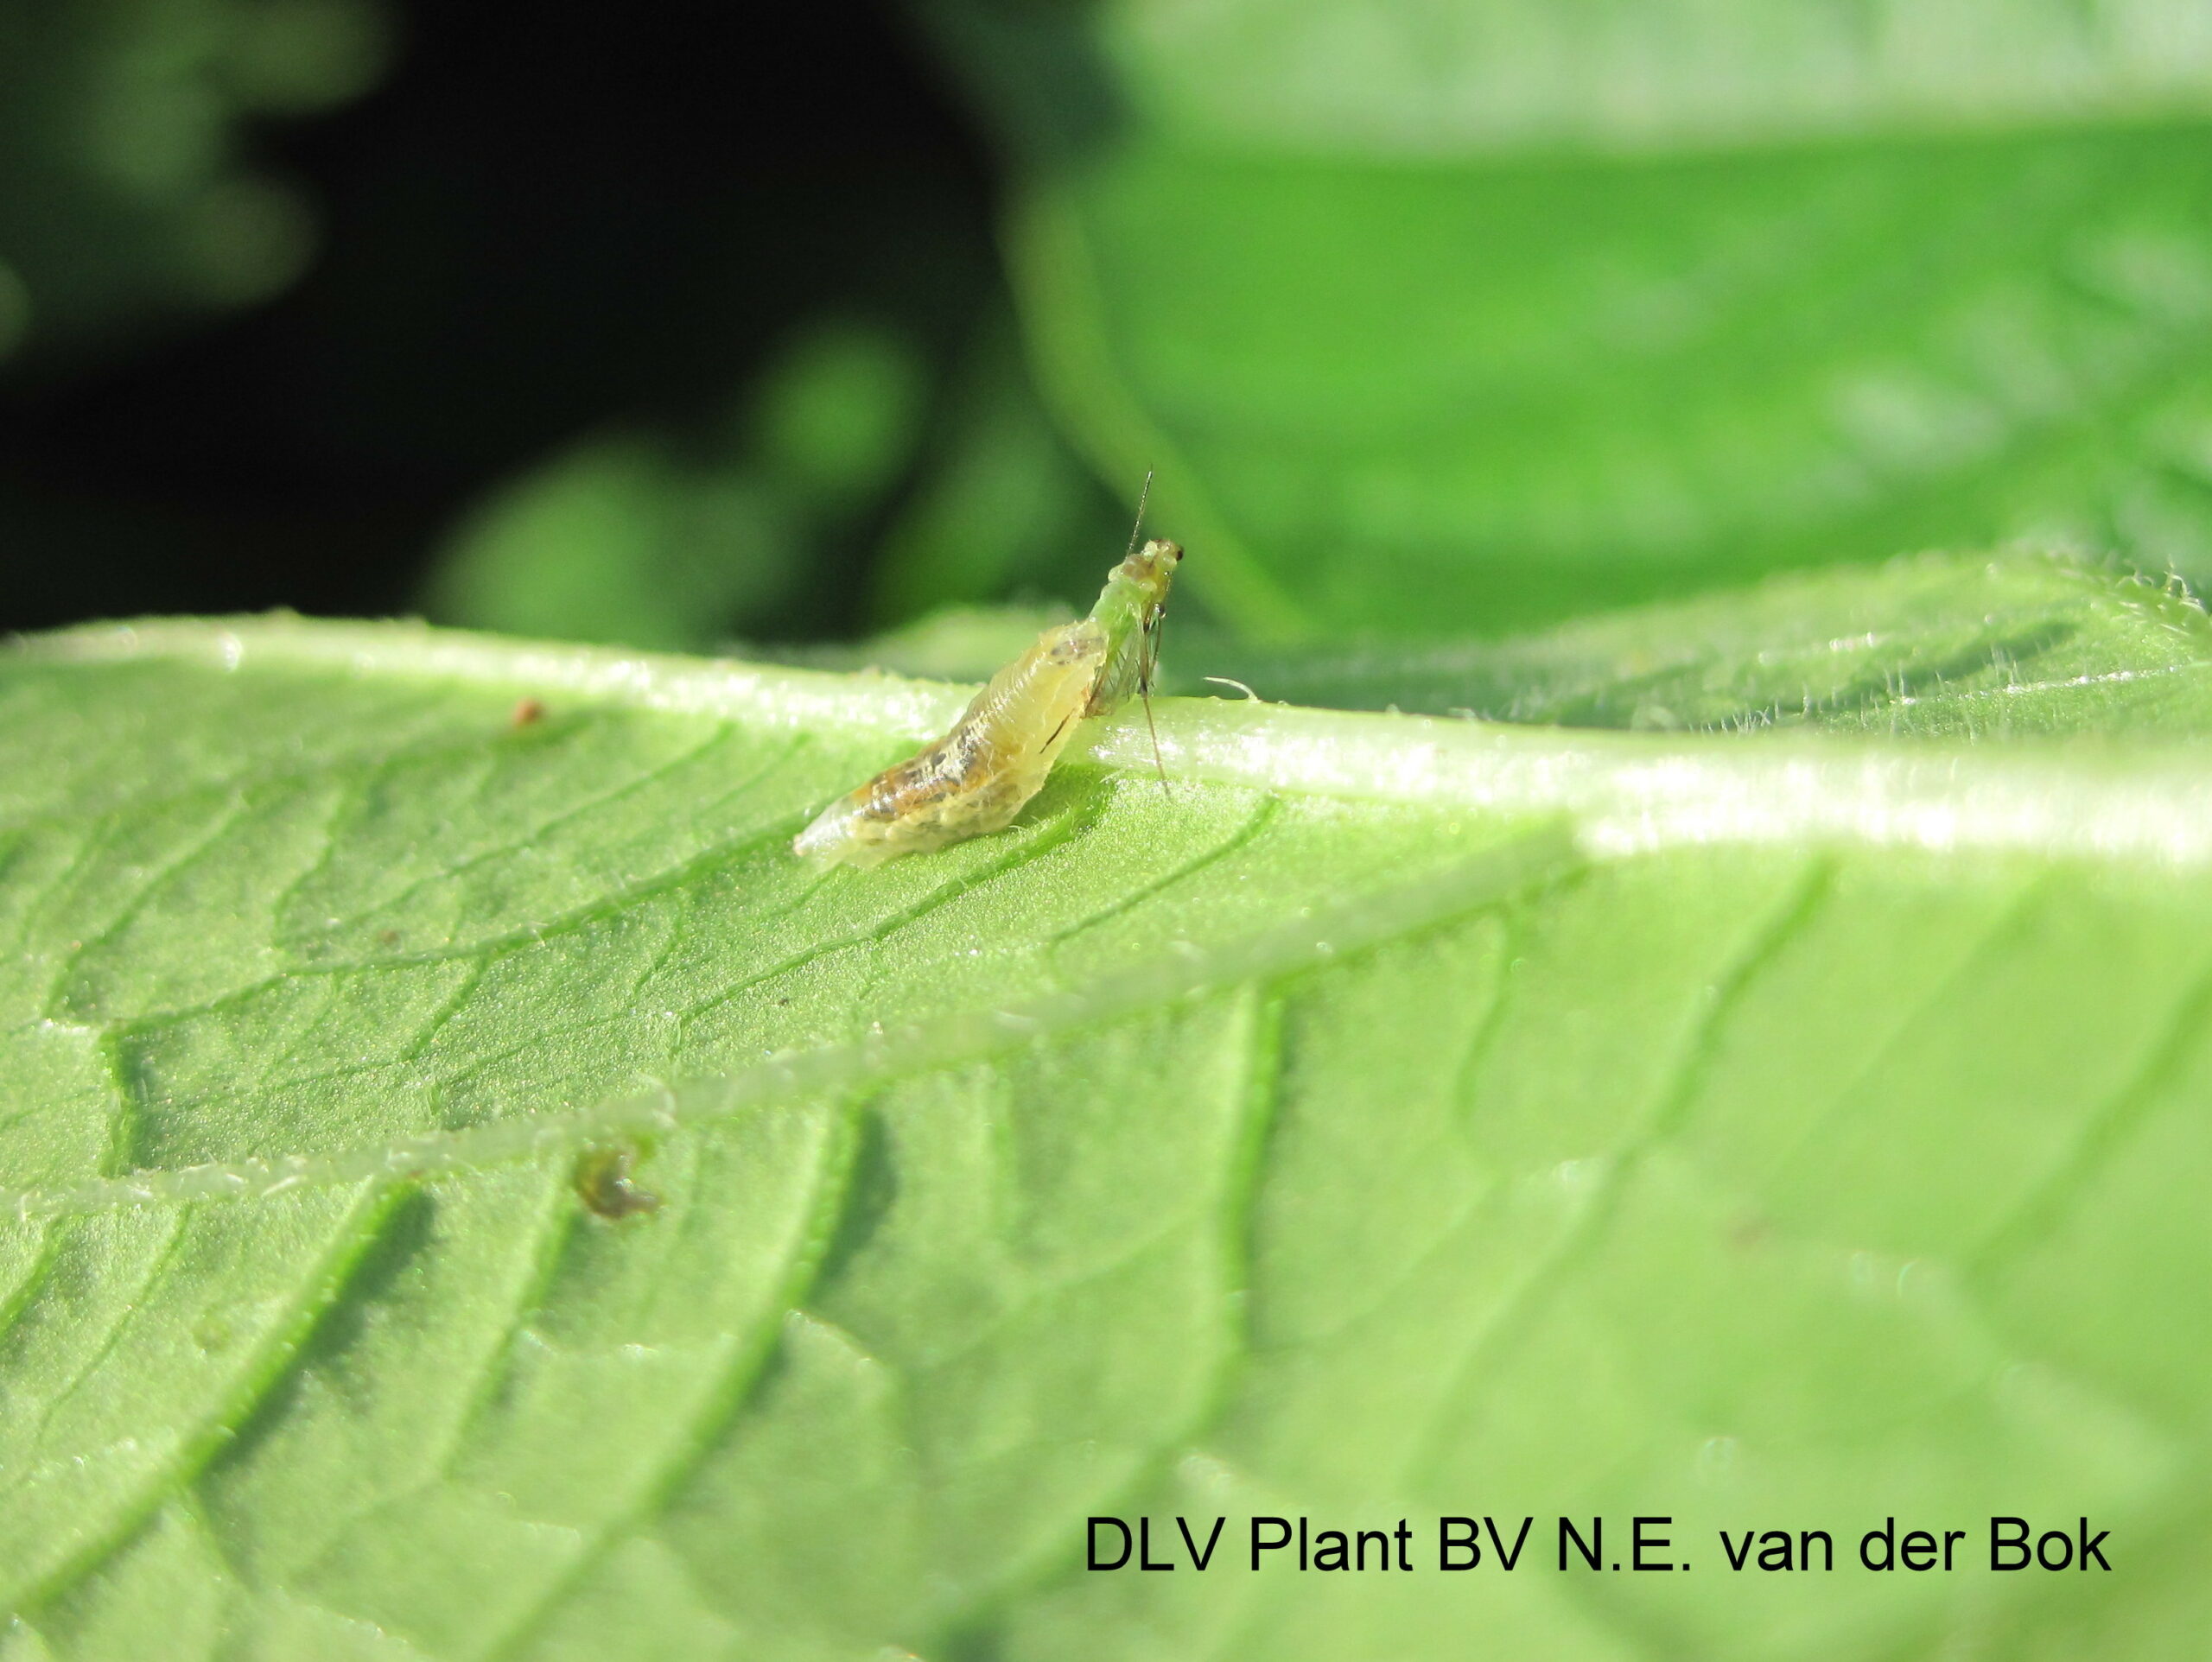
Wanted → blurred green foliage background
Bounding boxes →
[10,0,2212,666]
[0,0,1105,646]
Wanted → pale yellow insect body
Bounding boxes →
[793,533,1182,869]
[793,618,1109,868]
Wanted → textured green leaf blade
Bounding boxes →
[1180,547,2212,734]
[4,611,2212,1658]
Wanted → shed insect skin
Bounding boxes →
[791,534,1183,869]
[792,619,1108,868]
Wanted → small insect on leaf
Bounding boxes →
[511,696,547,729]
[793,481,1183,868]
[1087,539,1181,793]
[574,1146,661,1220]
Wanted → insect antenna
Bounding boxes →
[1126,467,1154,560]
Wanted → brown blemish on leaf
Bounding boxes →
[574,1146,661,1221]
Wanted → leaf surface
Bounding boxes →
[1181,547,2212,734]
[3,599,2212,1659]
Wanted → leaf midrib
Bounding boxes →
[26,614,2212,869]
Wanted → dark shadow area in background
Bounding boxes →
[0,0,997,635]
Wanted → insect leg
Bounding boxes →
[1139,605,1171,796]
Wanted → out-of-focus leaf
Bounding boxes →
[922,0,2212,638]
[869,312,1131,626]
[747,320,930,504]
[424,320,929,650]
[421,435,804,654]
[756,597,1076,679]
[0,0,388,364]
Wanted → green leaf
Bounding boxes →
[425,321,931,651]
[868,312,1133,629]
[922,0,2212,638]
[0,0,390,361]
[1179,546,2212,735]
[423,434,803,653]
[756,597,1083,682]
[6,582,2212,1657]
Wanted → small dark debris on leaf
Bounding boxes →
[376,928,401,947]
[575,1146,661,1220]
[511,696,547,729]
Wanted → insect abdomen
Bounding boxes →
[792,620,1106,867]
